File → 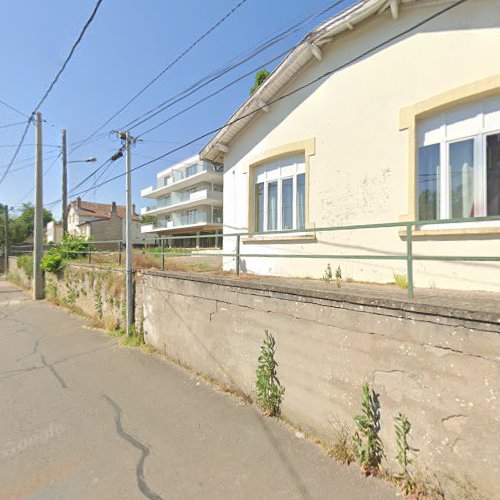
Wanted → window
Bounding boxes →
[487,133,500,216]
[186,164,197,178]
[254,154,306,232]
[417,96,500,221]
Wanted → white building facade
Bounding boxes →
[140,155,223,247]
[200,0,500,292]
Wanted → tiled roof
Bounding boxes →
[72,200,140,222]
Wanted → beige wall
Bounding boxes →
[139,271,500,498]
[222,0,500,291]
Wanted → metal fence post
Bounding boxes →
[235,234,241,276]
[406,224,414,299]
[118,241,122,266]
[88,244,92,264]
[161,238,165,271]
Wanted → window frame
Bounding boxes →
[254,159,305,233]
[416,96,500,229]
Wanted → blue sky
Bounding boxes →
[0,0,355,219]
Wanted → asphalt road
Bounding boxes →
[0,279,398,500]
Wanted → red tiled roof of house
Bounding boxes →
[72,199,140,221]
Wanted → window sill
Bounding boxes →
[399,226,500,239]
[243,233,317,244]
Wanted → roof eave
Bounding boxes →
[199,0,422,163]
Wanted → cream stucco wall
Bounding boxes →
[222,0,500,292]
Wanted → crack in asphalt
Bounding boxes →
[40,354,68,389]
[16,333,47,362]
[103,395,163,500]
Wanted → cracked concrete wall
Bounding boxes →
[139,271,500,498]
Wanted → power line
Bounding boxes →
[0,99,29,118]
[69,0,249,156]
[0,120,28,129]
[49,0,467,206]
[120,0,349,132]
[32,0,104,113]
[63,0,349,194]
[0,0,104,188]
[136,48,291,138]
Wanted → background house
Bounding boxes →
[67,198,145,245]
[140,155,223,247]
[200,0,500,292]
[46,221,63,243]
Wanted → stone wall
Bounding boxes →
[8,257,131,331]
[138,270,500,499]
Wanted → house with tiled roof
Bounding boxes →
[67,198,146,244]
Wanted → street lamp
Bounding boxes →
[68,157,97,164]
[61,129,97,234]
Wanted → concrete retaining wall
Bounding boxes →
[7,257,130,331]
[139,270,500,498]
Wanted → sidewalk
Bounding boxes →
[0,280,398,499]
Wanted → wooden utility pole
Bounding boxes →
[125,131,133,336]
[33,112,44,299]
[61,129,68,235]
[3,204,8,274]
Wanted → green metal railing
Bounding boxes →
[11,215,500,300]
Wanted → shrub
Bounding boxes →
[41,234,90,273]
[353,382,383,475]
[41,248,64,273]
[17,254,33,278]
[255,330,285,416]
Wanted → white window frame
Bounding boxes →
[417,96,500,230]
[255,154,305,232]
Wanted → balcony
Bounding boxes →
[141,162,222,198]
[141,212,223,234]
[141,189,223,216]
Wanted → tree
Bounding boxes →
[140,214,157,225]
[0,203,53,246]
[250,69,270,95]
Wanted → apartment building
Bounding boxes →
[140,155,223,247]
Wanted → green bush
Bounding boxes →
[255,330,285,416]
[41,248,64,273]
[17,254,33,278]
[41,234,89,273]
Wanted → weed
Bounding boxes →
[66,286,76,305]
[17,255,33,279]
[94,289,103,319]
[46,281,59,302]
[328,420,355,464]
[335,265,342,288]
[121,325,144,347]
[255,330,285,417]
[394,412,418,495]
[322,264,333,283]
[393,272,408,289]
[104,316,120,333]
[353,382,383,475]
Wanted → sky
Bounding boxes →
[0,0,356,219]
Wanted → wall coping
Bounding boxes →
[138,270,500,330]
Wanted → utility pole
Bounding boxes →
[3,204,8,275]
[125,131,133,336]
[33,112,44,300]
[61,129,68,235]
[111,129,136,336]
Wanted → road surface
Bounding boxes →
[0,279,398,499]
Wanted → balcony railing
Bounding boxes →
[157,163,209,189]
[152,212,223,230]
[142,189,223,214]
